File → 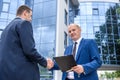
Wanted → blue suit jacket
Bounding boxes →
[0,18,47,80]
[52,38,102,80]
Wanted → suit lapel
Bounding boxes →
[69,45,73,55]
[76,38,84,61]
[65,45,73,56]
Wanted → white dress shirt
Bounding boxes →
[67,37,82,79]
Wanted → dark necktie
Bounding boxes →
[72,42,77,57]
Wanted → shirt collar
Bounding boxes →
[16,16,25,20]
[73,37,82,44]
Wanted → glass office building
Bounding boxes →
[32,0,57,79]
[1,0,120,79]
[0,0,25,40]
[74,0,120,70]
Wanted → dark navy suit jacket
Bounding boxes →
[0,18,47,80]
[52,38,102,80]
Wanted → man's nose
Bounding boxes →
[71,31,74,34]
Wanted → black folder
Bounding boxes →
[53,55,77,72]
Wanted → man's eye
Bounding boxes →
[69,31,71,33]
[72,29,75,31]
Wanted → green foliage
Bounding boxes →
[116,7,120,14]
[100,71,120,79]
[117,39,120,45]
[104,72,115,79]
[115,71,120,78]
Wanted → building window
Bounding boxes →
[65,0,67,4]
[119,27,120,36]
[0,29,3,40]
[93,8,99,15]
[3,0,10,2]
[75,9,79,16]
[0,0,2,12]
[64,9,68,25]
[93,26,100,33]
[2,3,9,12]
[64,32,67,48]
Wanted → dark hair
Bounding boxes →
[16,5,31,16]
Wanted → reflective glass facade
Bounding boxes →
[68,0,79,45]
[74,2,120,65]
[0,0,25,39]
[32,0,57,79]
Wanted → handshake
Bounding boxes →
[45,57,84,74]
[46,58,54,69]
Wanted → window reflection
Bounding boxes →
[74,2,120,65]
[2,3,9,12]
[1,12,8,19]
[64,32,67,48]
[43,0,56,17]
[0,29,3,39]
[93,8,99,15]
[64,9,68,25]
[3,0,10,2]
[9,1,18,14]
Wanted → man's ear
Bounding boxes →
[80,28,82,32]
[23,10,27,16]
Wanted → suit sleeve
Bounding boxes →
[17,20,47,67]
[50,46,72,70]
[82,39,102,74]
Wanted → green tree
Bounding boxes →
[100,71,120,80]
[116,7,120,14]
[115,70,120,78]
[95,4,120,65]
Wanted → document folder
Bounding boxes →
[53,55,77,72]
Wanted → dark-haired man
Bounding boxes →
[0,5,53,80]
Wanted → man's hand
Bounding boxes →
[46,58,54,69]
[71,65,84,74]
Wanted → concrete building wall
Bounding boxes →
[55,0,68,80]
